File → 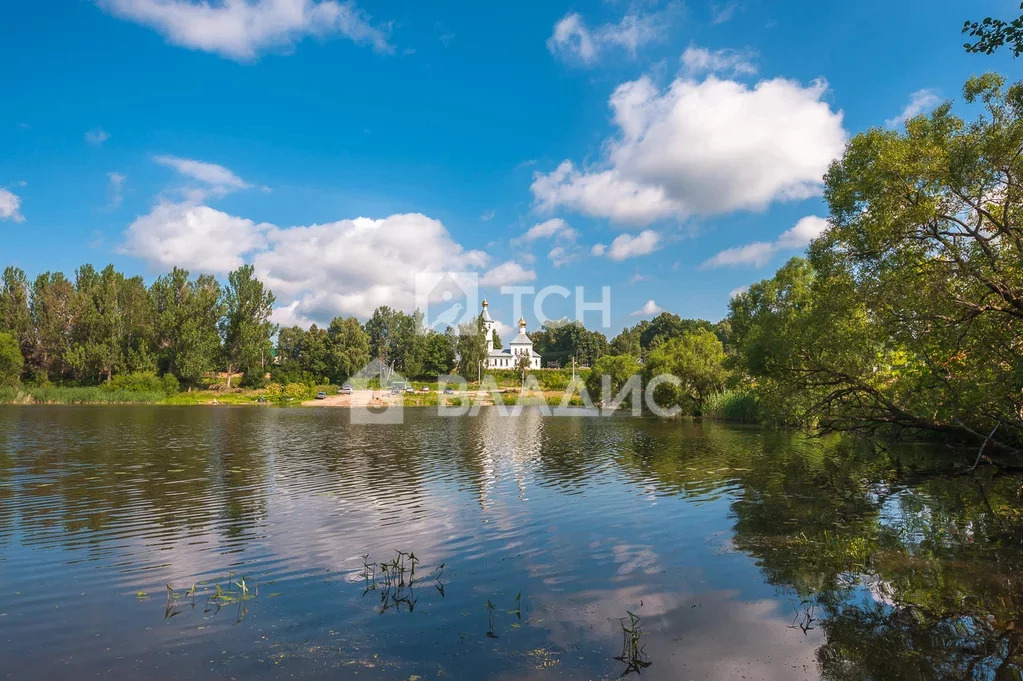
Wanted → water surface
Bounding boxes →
[1,406,1020,680]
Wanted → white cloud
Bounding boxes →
[547,245,577,267]
[532,73,846,227]
[701,215,828,268]
[85,128,110,145]
[480,209,496,221]
[630,299,663,317]
[121,201,271,273]
[97,0,392,61]
[107,172,126,207]
[729,285,749,299]
[547,11,665,65]
[0,188,25,222]
[480,260,536,287]
[154,155,251,197]
[710,1,739,24]
[681,46,757,76]
[518,217,578,243]
[605,230,662,260]
[885,88,940,128]
[591,243,607,256]
[122,205,489,322]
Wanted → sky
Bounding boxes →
[2,0,1020,339]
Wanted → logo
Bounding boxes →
[414,272,479,334]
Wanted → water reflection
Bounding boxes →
[0,406,1020,680]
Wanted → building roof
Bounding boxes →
[509,332,532,345]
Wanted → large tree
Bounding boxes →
[643,329,728,415]
[326,316,371,382]
[151,268,224,388]
[0,331,22,387]
[730,74,1023,456]
[0,267,33,373]
[221,265,276,387]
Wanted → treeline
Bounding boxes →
[0,264,275,389]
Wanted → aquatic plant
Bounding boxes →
[360,550,444,614]
[614,611,651,676]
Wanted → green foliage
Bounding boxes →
[586,354,641,407]
[221,265,276,388]
[702,389,760,423]
[963,3,1023,57]
[728,73,1023,453]
[529,319,608,367]
[456,314,487,381]
[0,331,23,387]
[644,329,728,415]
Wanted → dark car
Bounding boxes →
[443,387,455,395]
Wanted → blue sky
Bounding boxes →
[2,0,1019,337]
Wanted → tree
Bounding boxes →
[964,3,1023,57]
[31,272,76,383]
[515,349,531,384]
[151,269,223,388]
[421,330,456,377]
[586,354,641,406]
[609,327,641,357]
[0,331,22,387]
[816,73,1023,451]
[456,314,487,382]
[220,265,276,388]
[644,329,728,415]
[326,316,370,382]
[0,267,33,372]
[491,329,502,350]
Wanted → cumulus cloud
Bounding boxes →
[681,45,756,76]
[547,11,666,65]
[547,245,577,267]
[630,299,663,317]
[121,202,271,272]
[885,88,940,128]
[591,243,607,256]
[85,128,110,145]
[517,217,578,243]
[0,188,25,222]
[480,260,536,287]
[96,0,392,61]
[532,72,846,227]
[604,230,662,260]
[122,204,489,323]
[701,215,829,268]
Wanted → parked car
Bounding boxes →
[315,391,327,400]
[405,386,415,394]
[420,386,430,393]
[390,387,401,395]
[338,384,353,395]
[443,387,455,395]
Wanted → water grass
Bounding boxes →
[614,611,651,675]
[361,550,445,614]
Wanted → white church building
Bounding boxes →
[482,299,542,370]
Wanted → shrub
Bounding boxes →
[702,389,760,423]
[161,373,180,394]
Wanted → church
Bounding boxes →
[481,299,542,370]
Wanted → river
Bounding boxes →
[0,406,1019,680]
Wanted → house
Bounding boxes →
[482,299,542,370]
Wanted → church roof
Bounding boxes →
[481,298,493,322]
[509,331,532,345]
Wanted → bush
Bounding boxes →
[702,389,760,423]
[104,372,163,393]
[28,386,164,404]
[161,373,180,394]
